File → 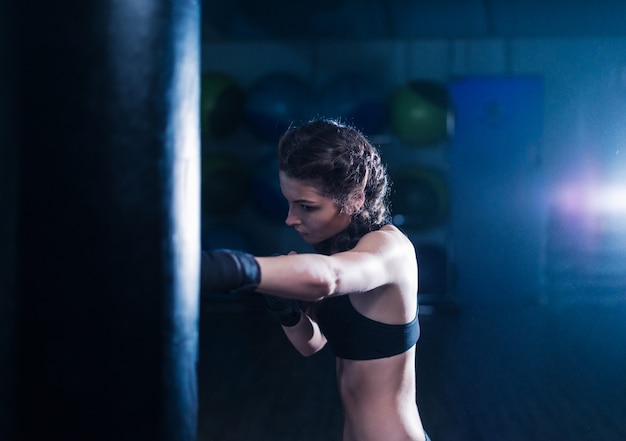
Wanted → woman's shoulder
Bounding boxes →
[379,223,403,234]
[371,224,414,246]
[356,224,416,258]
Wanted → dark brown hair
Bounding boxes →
[278,119,391,254]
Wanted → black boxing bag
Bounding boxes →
[0,1,18,440]
[13,1,201,440]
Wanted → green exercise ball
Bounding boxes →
[389,80,451,147]
[390,166,449,230]
[202,153,251,217]
[200,71,245,139]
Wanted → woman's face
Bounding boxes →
[279,171,352,245]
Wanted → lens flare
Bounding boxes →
[554,182,626,215]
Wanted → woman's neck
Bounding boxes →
[313,220,384,255]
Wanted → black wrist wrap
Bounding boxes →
[201,249,261,295]
[262,294,302,327]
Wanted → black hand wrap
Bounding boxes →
[262,294,302,327]
[201,249,260,295]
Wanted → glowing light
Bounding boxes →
[590,185,626,214]
[554,182,626,215]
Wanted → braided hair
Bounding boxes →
[278,119,391,254]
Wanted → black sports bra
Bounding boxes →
[316,295,419,360]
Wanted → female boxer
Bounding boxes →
[202,119,430,441]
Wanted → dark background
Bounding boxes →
[3,1,626,440]
[197,1,626,440]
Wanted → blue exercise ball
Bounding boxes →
[318,74,387,135]
[250,156,288,224]
[201,223,251,251]
[245,73,312,143]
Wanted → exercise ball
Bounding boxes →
[389,80,451,147]
[250,156,288,223]
[318,74,387,135]
[245,73,311,143]
[202,153,251,217]
[201,223,251,251]
[416,242,448,294]
[200,71,245,139]
[390,166,448,230]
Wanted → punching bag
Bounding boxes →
[0,1,18,439]
[14,1,201,440]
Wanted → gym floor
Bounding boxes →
[197,296,626,441]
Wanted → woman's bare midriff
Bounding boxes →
[336,347,426,441]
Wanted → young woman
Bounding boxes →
[202,119,430,441]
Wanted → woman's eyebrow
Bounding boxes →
[293,198,317,204]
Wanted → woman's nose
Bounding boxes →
[285,207,300,226]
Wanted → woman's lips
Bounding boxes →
[295,229,310,239]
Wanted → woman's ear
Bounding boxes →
[351,189,365,214]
